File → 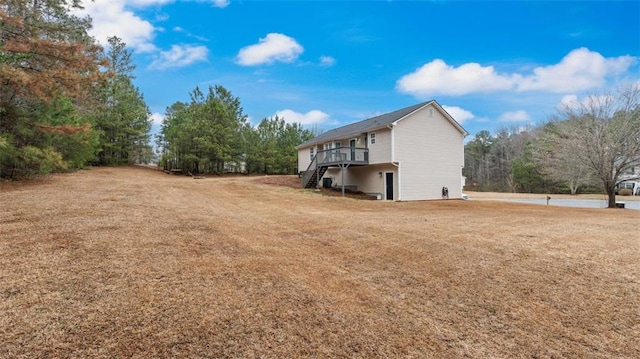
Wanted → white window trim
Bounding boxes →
[370,132,376,145]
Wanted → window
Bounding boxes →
[310,147,315,161]
[334,141,342,148]
[370,132,376,145]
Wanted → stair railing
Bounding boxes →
[301,152,319,188]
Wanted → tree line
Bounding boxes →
[0,1,151,178]
[464,85,640,207]
[156,85,314,175]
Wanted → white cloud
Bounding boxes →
[127,0,174,6]
[442,106,474,123]
[498,110,531,122]
[320,56,336,67]
[172,26,209,42]
[517,47,636,92]
[76,0,157,53]
[275,109,330,125]
[77,1,226,53]
[236,33,304,66]
[396,59,517,96]
[397,48,637,98]
[149,112,165,125]
[127,0,229,7]
[211,0,230,8]
[148,45,208,70]
[558,94,579,110]
[155,12,170,21]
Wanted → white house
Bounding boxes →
[617,165,640,196]
[296,101,468,201]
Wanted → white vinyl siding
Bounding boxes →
[394,104,464,200]
[298,146,314,173]
[325,164,396,197]
[367,128,392,164]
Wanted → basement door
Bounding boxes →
[385,172,394,200]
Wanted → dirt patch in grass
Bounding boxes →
[255,174,301,188]
[1,168,639,358]
[255,175,377,200]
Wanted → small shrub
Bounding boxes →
[619,188,633,196]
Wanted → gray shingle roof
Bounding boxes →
[297,101,436,149]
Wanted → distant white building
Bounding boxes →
[618,165,640,195]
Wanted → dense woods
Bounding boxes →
[463,85,640,207]
[0,0,103,178]
[0,1,152,178]
[157,85,313,175]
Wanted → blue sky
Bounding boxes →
[77,0,640,139]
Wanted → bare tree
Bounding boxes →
[537,120,593,195]
[554,84,640,207]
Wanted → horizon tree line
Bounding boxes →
[464,84,640,207]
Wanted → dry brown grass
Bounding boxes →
[1,166,638,358]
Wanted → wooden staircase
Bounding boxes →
[302,153,329,189]
[302,165,328,189]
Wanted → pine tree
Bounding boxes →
[94,36,150,165]
[0,0,104,178]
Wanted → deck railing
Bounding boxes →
[301,147,370,188]
[316,147,369,165]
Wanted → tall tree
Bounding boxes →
[245,116,313,174]
[0,0,104,178]
[160,85,247,174]
[551,85,640,207]
[94,36,150,165]
[537,120,593,194]
[463,130,493,190]
[510,141,544,193]
[489,127,529,192]
[0,0,103,103]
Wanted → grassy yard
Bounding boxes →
[1,167,638,358]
